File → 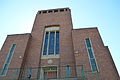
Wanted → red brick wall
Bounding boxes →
[23,8,76,78]
[72,28,119,80]
[0,33,31,79]
[0,8,119,80]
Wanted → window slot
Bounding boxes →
[48,10,53,13]
[43,11,47,13]
[85,38,98,72]
[54,10,58,13]
[1,44,16,76]
[60,9,64,12]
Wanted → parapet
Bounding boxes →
[37,8,70,14]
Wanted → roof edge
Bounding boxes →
[73,27,98,30]
[38,7,70,12]
[7,33,31,36]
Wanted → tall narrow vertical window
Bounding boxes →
[42,27,60,56]
[48,32,55,55]
[43,32,49,55]
[85,38,98,72]
[1,44,16,76]
[55,31,59,54]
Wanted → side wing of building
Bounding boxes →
[72,27,120,80]
[0,33,31,79]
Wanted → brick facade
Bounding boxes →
[0,8,119,80]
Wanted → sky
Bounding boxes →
[0,0,120,75]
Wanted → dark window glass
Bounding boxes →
[43,32,48,55]
[55,32,59,54]
[92,65,98,72]
[85,38,98,72]
[60,9,64,12]
[85,38,91,47]
[39,11,41,14]
[43,11,47,13]
[1,44,16,75]
[1,64,8,75]
[90,58,98,72]
[48,32,55,55]
[6,44,16,63]
[91,58,98,72]
[88,48,94,58]
[43,30,59,55]
[90,59,96,65]
[48,10,52,13]
[54,10,58,12]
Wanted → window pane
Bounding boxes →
[85,38,91,47]
[55,32,59,54]
[48,32,55,55]
[85,38,98,72]
[88,48,94,58]
[43,32,49,55]
[6,44,16,64]
[90,59,96,65]
[90,59,98,71]
[1,64,8,75]
[1,44,16,75]
[92,64,98,72]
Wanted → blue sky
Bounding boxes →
[0,0,120,75]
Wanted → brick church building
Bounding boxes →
[0,8,119,80]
